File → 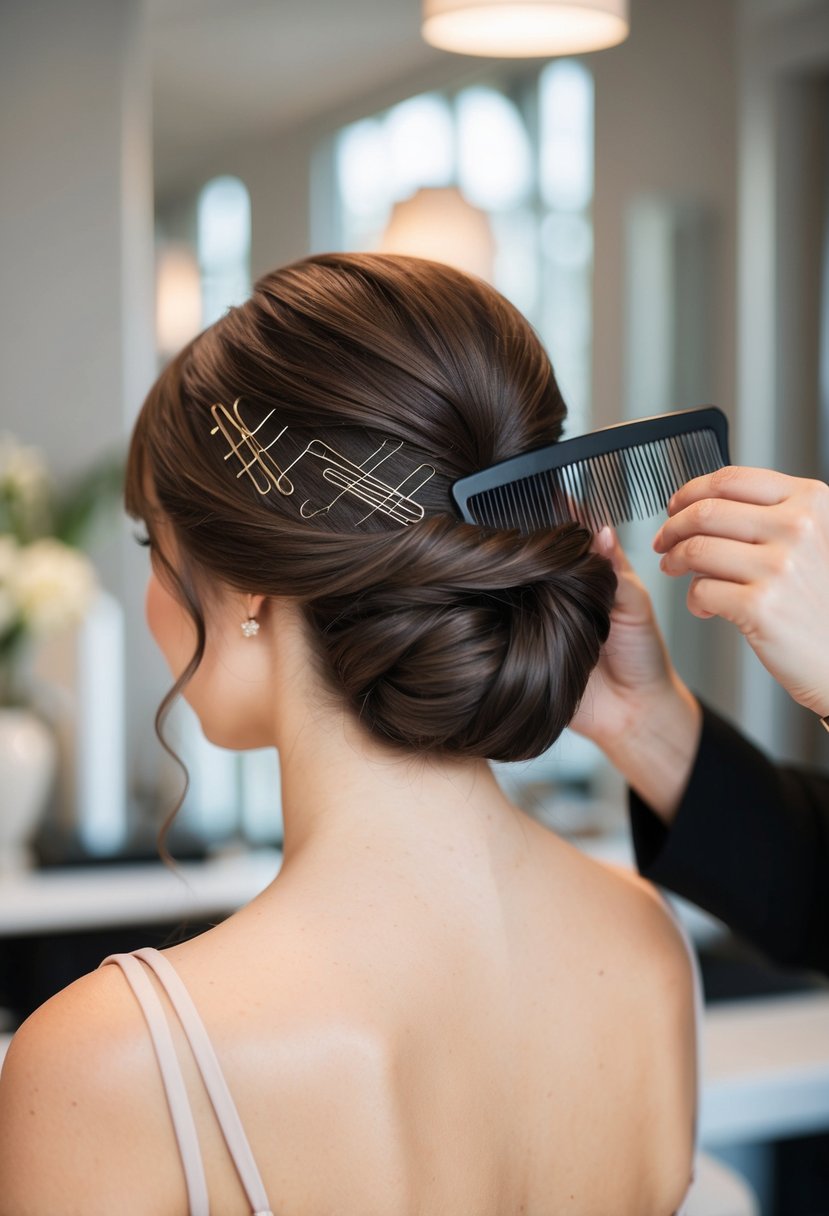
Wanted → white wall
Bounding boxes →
[0,0,167,826]
[591,0,737,430]
[0,0,154,482]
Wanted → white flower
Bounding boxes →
[13,539,97,636]
[0,434,49,505]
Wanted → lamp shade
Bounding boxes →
[379,188,496,282]
[422,0,629,57]
[155,243,202,357]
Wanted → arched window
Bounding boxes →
[329,63,594,433]
[538,59,594,437]
[197,175,252,326]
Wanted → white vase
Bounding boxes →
[0,708,56,872]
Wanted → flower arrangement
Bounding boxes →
[0,435,122,707]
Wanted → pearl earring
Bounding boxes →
[241,617,260,638]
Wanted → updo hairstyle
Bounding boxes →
[126,253,615,762]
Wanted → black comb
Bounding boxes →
[452,406,729,534]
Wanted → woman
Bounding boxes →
[0,254,698,1215]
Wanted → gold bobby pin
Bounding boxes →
[210,399,436,527]
[210,400,291,496]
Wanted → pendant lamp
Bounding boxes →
[379,188,495,282]
[422,0,629,57]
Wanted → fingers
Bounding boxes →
[658,535,771,583]
[594,526,635,573]
[653,497,768,553]
[594,527,654,620]
[685,576,752,625]
[667,466,796,517]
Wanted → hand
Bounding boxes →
[654,466,829,717]
[572,529,701,821]
[572,528,675,746]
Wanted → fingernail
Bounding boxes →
[597,526,613,553]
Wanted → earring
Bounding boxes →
[241,617,260,638]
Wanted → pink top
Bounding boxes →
[101,899,702,1216]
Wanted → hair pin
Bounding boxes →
[210,399,436,527]
[210,399,291,496]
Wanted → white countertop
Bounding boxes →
[0,847,283,936]
[700,989,829,1144]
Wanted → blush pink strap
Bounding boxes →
[133,948,273,1215]
[101,952,210,1216]
[101,949,274,1216]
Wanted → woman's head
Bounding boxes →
[126,252,615,761]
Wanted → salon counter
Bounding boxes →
[0,846,283,937]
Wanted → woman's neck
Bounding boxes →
[274,698,526,872]
[255,603,531,874]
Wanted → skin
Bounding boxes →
[0,528,697,1216]
[654,466,829,718]
[570,528,702,825]
[573,466,829,829]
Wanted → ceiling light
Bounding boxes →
[422,0,629,57]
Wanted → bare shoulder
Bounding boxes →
[519,821,696,1016]
[565,854,698,1204]
[551,843,698,1038]
[0,964,180,1216]
[594,861,698,1133]
[600,860,695,975]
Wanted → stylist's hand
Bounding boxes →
[572,528,701,822]
[654,467,829,717]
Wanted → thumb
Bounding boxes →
[594,527,653,620]
[593,526,633,573]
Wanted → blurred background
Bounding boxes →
[1,0,829,1211]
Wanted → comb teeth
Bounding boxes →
[467,428,723,534]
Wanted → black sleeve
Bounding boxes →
[629,704,829,974]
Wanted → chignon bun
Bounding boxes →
[307,516,615,761]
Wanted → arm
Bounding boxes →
[571,527,702,822]
[0,969,177,1216]
[573,527,829,975]
[630,703,829,973]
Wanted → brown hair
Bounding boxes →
[126,253,615,764]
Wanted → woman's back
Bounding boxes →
[33,803,696,1216]
[239,816,695,1215]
